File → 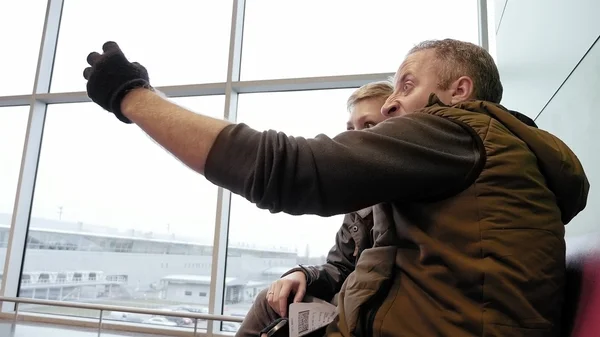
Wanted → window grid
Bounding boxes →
[0,0,64,313]
[0,0,490,335]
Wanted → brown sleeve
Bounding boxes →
[204,112,485,216]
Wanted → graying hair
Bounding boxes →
[408,39,503,103]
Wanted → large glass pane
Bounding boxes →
[0,107,30,289]
[241,0,480,80]
[223,89,355,330]
[22,96,224,331]
[534,40,599,240]
[0,0,47,95]
[51,0,233,92]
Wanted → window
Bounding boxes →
[50,0,233,92]
[0,1,47,95]
[223,89,354,316]
[0,107,30,289]
[21,96,224,330]
[241,0,479,80]
[199,292,207,297]
[185,291,192,296]
[0,107,29,218]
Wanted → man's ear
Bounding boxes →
[449,76,475,104]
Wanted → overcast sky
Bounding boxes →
[0,0,481,257]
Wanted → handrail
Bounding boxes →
[0,296,244,323]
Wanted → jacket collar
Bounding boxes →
[355,207,373,219]
[425,93,448,108]
[424,93,537,128]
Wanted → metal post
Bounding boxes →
[98,309,103,336]
[477,0,490,51]
[207,0,245,336]
[13,302,19,322]
[194,318,198,336]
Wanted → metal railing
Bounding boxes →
[0,296,244,336]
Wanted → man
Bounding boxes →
[83,39,589,336]
[236,81,394,337]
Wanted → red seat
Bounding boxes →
[561,235,600,337]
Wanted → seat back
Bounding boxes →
[562,234,600,337]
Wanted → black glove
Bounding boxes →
[83,41,152,123]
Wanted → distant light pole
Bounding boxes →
[57,206,64,220]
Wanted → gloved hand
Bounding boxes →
[83,41,152,123]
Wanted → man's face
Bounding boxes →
[381,50,455,117]
[346,96,388,131]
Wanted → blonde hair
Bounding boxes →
[346,81,394,112]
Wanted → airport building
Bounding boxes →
[0,213,311,317]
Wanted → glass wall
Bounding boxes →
[0,0,482,334]
[241,0,479,79]
[0,107,30,290]
[0,0,47,95]
[22,98,222,330]
[50,0,233,92]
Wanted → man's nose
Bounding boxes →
[381,100,399,117]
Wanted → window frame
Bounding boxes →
[0,0,488,336]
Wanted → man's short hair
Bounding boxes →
[347,81,394,112]
[408,39,503,104]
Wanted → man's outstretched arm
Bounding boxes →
[120,88,230,174]
[84,41,485,216]
[120,89,484,216]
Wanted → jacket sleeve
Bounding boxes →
[282,213,357,301]
[205,112,484,216]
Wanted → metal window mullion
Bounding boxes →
[207,0,245,335]
[232,72,395,94]
[477,0,489,51]
[0,0,64,312]
[0,71,395,107]
[0,95,34,108]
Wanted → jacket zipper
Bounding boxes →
[360,278,391,337]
